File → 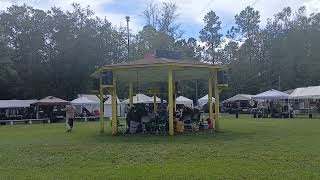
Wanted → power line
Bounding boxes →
[250,0,260,7]
[221,0,261,34]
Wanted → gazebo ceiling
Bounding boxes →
[114,66,213,82]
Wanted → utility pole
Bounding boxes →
[125,16,130,62]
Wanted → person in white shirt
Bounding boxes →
[66,105,76,132]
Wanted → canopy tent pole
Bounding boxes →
[112,75,117,135]
[129,81,133,108]
[308,99,311,118]
[99,77,104,133]
[195,80,198,106]
[36,105,39,119]
[153,91,157,113]
[288,99,290,112]
[168,69,174,136]
[214,70,220,130]
[208,74,213,120]
[281,99,284,115]
[173,79,176,111]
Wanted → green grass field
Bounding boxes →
[1,116,320,179]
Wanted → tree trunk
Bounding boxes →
[212,45,215,64]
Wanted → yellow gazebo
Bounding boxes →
[93,56,227,136]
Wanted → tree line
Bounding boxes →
[0,2,319,101]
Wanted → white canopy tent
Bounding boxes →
[252,89,289,100]
[71,97,99,115]
[198,94,215,108]
[0,100,37,119]
[289,86,320,99]
[77,94,123,118]
[148,96,164,103]
[289,86,320,115]
[78,94,100,102]
[223,94,253,103]
[71,97,99,106]
[122,94,153,104]
[104,95,122,118]
[176,96,193,108]
[103,95,121,104]
[33,96,69,106]
[0,100,37,109]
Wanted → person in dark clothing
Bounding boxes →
[126,107,135,128]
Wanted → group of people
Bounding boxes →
[125,103,168,134]
[124,103,212,134]
[253,101,292,118]
[65,103,211,134]
[176,106,213,131]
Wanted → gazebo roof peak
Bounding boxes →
[107,57,209,67]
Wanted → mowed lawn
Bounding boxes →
[1,116,320,179]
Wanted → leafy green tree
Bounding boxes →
[199,11,222,64]
[0,4,128,99]
[1,3,320,102]
[235,6,260,39]
[0,27,17,99]
[143,1,181,38]
[174,38,201,60]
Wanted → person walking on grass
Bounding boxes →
[66,104,76,132]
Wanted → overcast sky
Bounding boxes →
[1,0,319,39]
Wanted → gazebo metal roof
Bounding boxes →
[100,58,222,67]
[93,58,226,82]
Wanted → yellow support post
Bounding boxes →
[111,76,117,135]
[214,70,220,131]
[99,77,104,133]
[208,73,213,121]
[129,81,133,108]
[168,69,174,136]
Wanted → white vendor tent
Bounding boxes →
[122,94,153,104]
[71,97,99,114]
[148,96,163,103]
[104,95,122,118]
[289,86,320,99]
[252,89,289,100]
[71,97,99,106]
[223,94,253,103]
[103,95,120,104]
[198,94,215,108]
[77,94,124,118]
[78,94,100,102]
[176,96,193,108]
[0,100,37,109]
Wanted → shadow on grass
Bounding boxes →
[89,129,255,145]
